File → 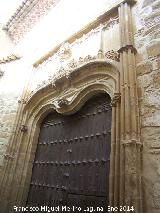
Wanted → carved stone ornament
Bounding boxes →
[111,92,121,107]
[3,153,14,160]
[84,55,96,62]
[105,50,120,62]
[20,125,28,132]
[57,42,72,61]
[57,99,69,108]
[67,59,77,69]
[18,99,26,104]
[0,54,21,64]
[30,53,113,98]
[0,69,4,77]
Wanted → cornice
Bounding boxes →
[4,0,61,42]
[4,0,39,30]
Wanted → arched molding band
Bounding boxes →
[26,59,119,107]
[25,59,120,118]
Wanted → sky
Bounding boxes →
[0,0,23,24]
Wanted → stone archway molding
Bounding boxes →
[0,59,122,213]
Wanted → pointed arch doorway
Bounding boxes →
[26,93,112,212]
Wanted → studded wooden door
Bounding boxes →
[27,93,112,212]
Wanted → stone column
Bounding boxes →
[118,2,143,213]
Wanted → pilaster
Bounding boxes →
[118,2,143,213]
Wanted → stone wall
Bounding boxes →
[0,58,32,175]
[134,0,160,212]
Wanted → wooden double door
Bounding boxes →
[27,93,112,212]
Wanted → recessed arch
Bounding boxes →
[0,60,121,212]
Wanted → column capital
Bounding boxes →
[119,0,137,7]
[121,139,142,147]
[111,92,121,107]
[118,45,137,54]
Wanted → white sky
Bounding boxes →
[0,0,23,24]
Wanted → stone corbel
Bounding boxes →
[111,92,121,107]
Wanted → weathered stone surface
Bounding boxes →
[142,0,155,8]
[142,127,160,211]
[137,60,152,75]
[147,40,160,57]
[135,0,160,212]
[152,0,160,10]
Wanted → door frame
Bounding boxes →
[0,59,121,212]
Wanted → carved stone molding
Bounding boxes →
[105,50,120,62]
[0,54,21,64]
[5,0,61,43]
[30,54,119,99]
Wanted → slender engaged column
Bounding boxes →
[118,2,143,213]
